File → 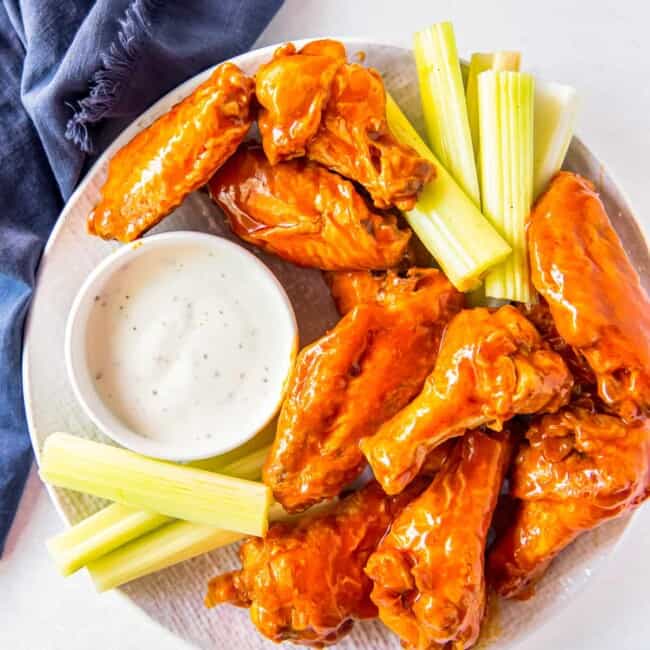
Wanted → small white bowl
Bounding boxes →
[65,231,297,461]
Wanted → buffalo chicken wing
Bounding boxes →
[529,171,650,420]
[254,40,435,210]
[488,407,650,598]
[365,430,512,650]
[256,41,346,165]
[208,145,411,270]
[206,481,423,647]
[307,60,435,211]
[264,269,463,512]
[88,62,254,241]
[361,306,573,495]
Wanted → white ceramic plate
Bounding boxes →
[23,39,649,649]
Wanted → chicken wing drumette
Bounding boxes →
[89,62,254,241]
[365,430,512,650]
[264,268,463,512]
[529,171,650,420]
[255,40,346,164]
[205,481,424,647]
[208,145,412,270]
[255,40,435,210]
[361,305,573,495]
[488,407,650,598]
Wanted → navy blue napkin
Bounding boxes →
[0,0,283,555]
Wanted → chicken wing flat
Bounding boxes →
[205,481,423,647]
[365,430,512,650]
[264,269,463,512]
[307,60,435,211]
[256,40,346,164]
[361,305,573,495]
[326,267,443,315]
[488,407,650,598]
[529,171,650,420]
[88,62,254,242]
[208,145,412,270]
[325,270,387,315]
[255,40,435,210]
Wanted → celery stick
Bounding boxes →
[40,433,271,536]
[192,442,270,479]
[414,23,480,205]
[386,94,511,291]
[478,71,535,303]
[88,520,244,592]
[87,501,334,592]
[466,52,521,161]
[191,420,275,473]
[47,505,171,577]
[46,443,272,576]
[533,80,578,198]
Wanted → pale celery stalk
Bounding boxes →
[414,23,480,205]
[533,80,578,198]
[386,94,511,291]
[478,71,535,303]
[47,505,171,577]
[46,443,272,576]
[88,501,335,592]
[88,520,244,592]
[466,52,521,160]
[40,433,271,536]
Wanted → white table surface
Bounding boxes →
[2,1,649,648]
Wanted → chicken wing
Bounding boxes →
[488,407,650,599]
[361,305,573,495]
[208,145,412,270]
[529,171,650,420]
[264,269,463,512]
[88,62,254,242]
[365,430,512,650]
[256,40,346,165]
[325,270,387,315]
[205,481,424,647]
[307,60,435,211]
[518,301,596,391]
[254,40,435,210]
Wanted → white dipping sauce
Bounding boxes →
[85,239,296,449]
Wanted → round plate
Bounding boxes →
[23,39,649,649]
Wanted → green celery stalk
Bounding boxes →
[87,501,335,592]
[386,94,511,291]
[47,505,171,577]
[533,80,578,198]
[40,433,271,536]
[190,419,275,473]
[88,520,244,592]
[414,22,481,205]
[466,52,521,161]
[478,71,535,303]
[46,443,272,576]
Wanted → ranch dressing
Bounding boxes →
[85,241,295,446]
